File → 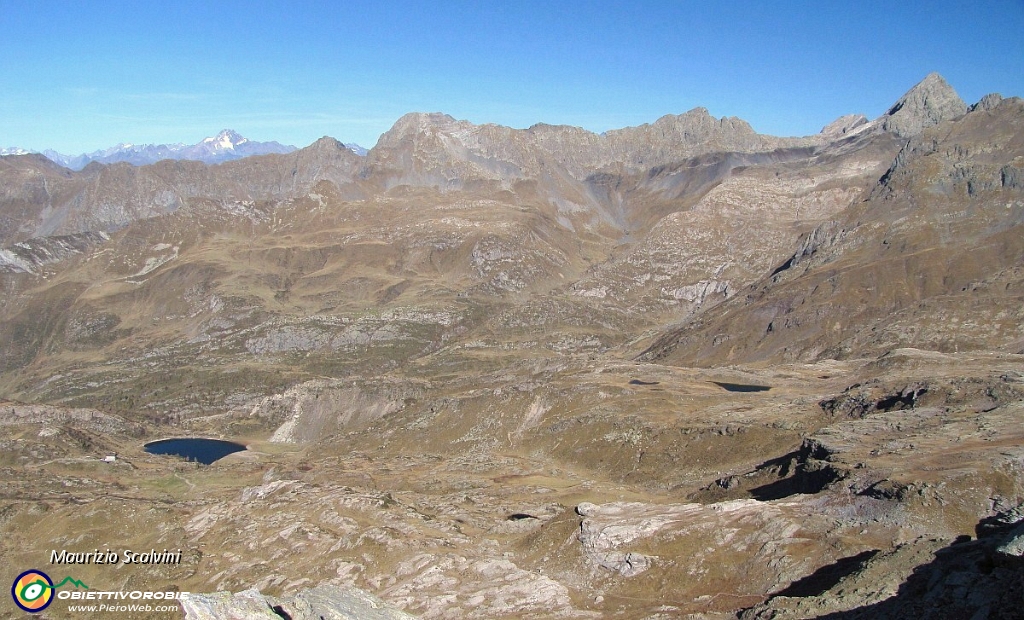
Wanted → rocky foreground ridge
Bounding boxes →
[1,74,1023,618]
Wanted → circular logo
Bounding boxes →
[11,570,53,613]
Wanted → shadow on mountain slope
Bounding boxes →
[741,507,1024,619]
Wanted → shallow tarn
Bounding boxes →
[711,381,772,393]
[144,437,246,464]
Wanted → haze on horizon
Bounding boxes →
[2,0,1023,154]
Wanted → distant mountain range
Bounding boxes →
[2,130,366,170]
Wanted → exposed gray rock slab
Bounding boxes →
[180,584,417,620]
[995,523,1024,559]
[180,588,281,620]
[0,231,109,273]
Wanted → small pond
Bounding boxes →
[711,381,771,393]
[144,438,246,465]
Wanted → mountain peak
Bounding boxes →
[388,113,460,135]
[882,72,967,138]
[373,113,465,152]
[401,112,458,125]
[203,129,248,150]
[304,136,367,157]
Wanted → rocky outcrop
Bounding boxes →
[996,522,1024,559]
[180,583,416,620]
[249,378,424,443]
[0,231,108,273]
[575,502,656,577]
[768,219,847,278]
[742,504,1024,619]
[662,279,730,304]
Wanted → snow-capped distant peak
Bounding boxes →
[1,147,32,156]
[203,130,247,151]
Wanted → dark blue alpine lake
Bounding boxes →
[144,438,246,464]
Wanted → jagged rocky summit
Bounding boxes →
[882,72,968,138]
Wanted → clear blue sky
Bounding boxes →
[2,1,1023,154]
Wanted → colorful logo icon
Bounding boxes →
[11,570,53,613]
[10,571,88,613]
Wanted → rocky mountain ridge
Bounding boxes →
[0,73,962,249]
